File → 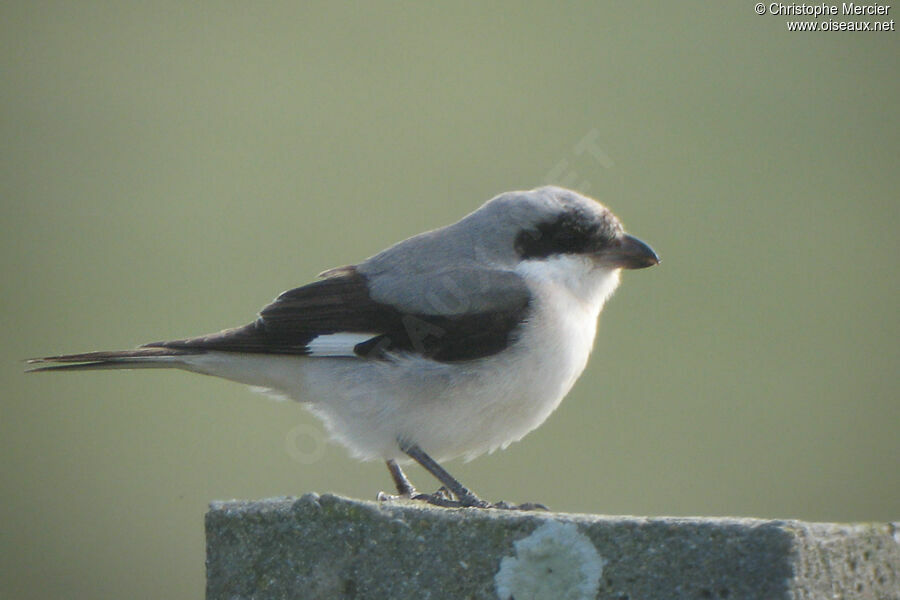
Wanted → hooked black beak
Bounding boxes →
[600,233,660,269]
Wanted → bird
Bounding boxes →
[27,186,659,509]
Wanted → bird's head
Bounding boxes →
[475,186,659,272]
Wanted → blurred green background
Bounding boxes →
[2,2,897,598]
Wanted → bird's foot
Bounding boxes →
[378,487,546,511]
[378,486,474,508]
[379,449,548,510]
[488,500,549,511]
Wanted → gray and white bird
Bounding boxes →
[28,186,659,509]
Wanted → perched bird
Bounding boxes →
[28,186,658,509]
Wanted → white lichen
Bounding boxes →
[495,520,606,600]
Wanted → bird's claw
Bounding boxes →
[490,500,549,511]
[378,488,547,511]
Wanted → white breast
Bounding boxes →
[463,256,622,456]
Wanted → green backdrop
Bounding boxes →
[2,3,897,598]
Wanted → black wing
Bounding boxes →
[145,266,531,362]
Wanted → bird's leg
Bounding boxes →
[377,442,548,510]
[376,458,455,505]
[386,459,416,496]
[376,460,417,502]
[400,443,489,508]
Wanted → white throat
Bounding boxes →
[514,254,622,316]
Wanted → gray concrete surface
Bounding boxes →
[206,493,899,600]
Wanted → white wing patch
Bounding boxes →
[306,332,380,357]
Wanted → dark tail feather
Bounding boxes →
[25,347,199,373]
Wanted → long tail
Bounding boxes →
[25,347,200,373]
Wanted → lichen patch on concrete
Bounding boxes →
[494,521,606,600]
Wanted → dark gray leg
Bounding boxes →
[377,458,453,505]
[386,459,416,496]
[377,441,549,511]
[400,443,488,508]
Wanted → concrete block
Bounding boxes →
[206,493,899,600]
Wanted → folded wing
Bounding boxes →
[145,266,532,362]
